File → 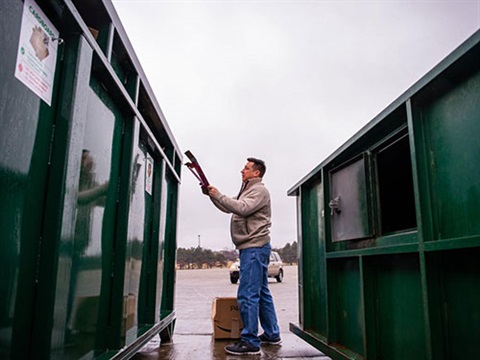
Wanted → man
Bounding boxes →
[208,157,281,356]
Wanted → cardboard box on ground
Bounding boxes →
[211,297,243,339]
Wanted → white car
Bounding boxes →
[229,251,284,284]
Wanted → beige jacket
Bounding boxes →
[211,177,271,250]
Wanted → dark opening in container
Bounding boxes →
[376,134,417,234]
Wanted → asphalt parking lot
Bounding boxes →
[133,266,329,359]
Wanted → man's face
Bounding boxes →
[241,161,259,182]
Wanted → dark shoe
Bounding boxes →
[259,333,282,345]
[225,340,261,355]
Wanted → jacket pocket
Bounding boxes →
[231,216,249,237]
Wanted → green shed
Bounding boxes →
[288,30,480,360]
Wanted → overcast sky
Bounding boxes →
[111,0,479,251]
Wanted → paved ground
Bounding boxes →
[133,266,330,359]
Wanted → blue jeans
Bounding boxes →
[237,244,280,347]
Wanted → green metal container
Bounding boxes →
[0,1,181,358]
[288,30,480,360]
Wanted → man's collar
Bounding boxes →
[244,177,262,186]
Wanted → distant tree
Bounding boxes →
[176,248,184,269]
[219,248,238,262]
[176,242,298,269]
[176,247,197,269]
[214,252,228,267]
[275,241,298,264]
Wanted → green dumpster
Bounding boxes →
[288,29,480,360]
[0,0,180,358]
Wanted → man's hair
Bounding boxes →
[247,157,266,178]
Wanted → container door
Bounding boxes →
[0,2,67,358]
[159,169,178,322]
[329,157,372,242]
[124,129,164,340]
[59,75,127,358]
[124,136,149,340]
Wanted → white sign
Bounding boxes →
[15,0,59,106]
[145,154,154,195]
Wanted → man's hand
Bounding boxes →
[208,185,219,197]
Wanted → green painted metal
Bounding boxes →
[1,0,181,358]
[1,2,64,358]
[426,249,480,359]
[160,172,179,323]
[299,182,328,336]
[328,258,364,356]
[289,30,480,359]
[419,72,480,241]
[368,254,426,359]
